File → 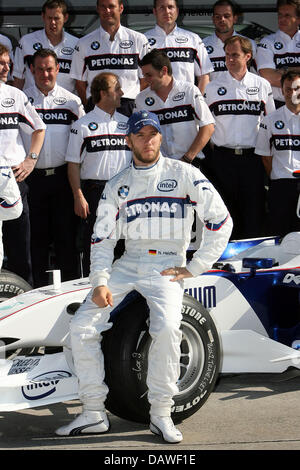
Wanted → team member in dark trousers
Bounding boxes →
[66,72,132,276]
[0,44,45,284]
[23,49,85,287]
[255,69,300,236]
[205,36,275,239]
[202,0,258,180]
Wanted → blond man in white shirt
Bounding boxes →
[66,72,131,275]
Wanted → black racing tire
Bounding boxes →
[102,293,220,424]
[0,270,33,358]
[0,270,32,302]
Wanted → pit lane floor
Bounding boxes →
[1,373,300,452]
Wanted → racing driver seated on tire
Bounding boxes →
[55,110,233,443]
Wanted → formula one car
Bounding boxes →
[0,231,299,425]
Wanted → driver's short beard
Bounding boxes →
[131,143,161,166]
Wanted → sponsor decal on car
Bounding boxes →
[283,273,300,285]
[21,371,72,400]
[184,285,216,309]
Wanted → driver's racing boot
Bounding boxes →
[150,415,183,443]
[55,410,110,436]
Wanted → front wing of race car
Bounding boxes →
[0,352,78,412]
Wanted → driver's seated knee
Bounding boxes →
[149,320,182,344]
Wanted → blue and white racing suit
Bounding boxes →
[70,156,232,416]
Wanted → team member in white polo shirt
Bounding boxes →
[135,49,215,168]
[145,0,213,94]
[69,0,150,116]
[205,35,275,239]
[13,0,78,93]
[0,44,45,284]
[255,69,300,236]
[203,0,257,81]
[22,49,85,287]
[256,0,300,108]
[66,72,131,275]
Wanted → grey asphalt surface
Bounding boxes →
[1,372,300,454]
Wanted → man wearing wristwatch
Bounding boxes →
[135,49,215,169]
[0,44,45,284]
[22,48,85,287]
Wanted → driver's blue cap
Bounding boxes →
[126,110,162,135]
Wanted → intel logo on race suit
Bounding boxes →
[157,179,178,192]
